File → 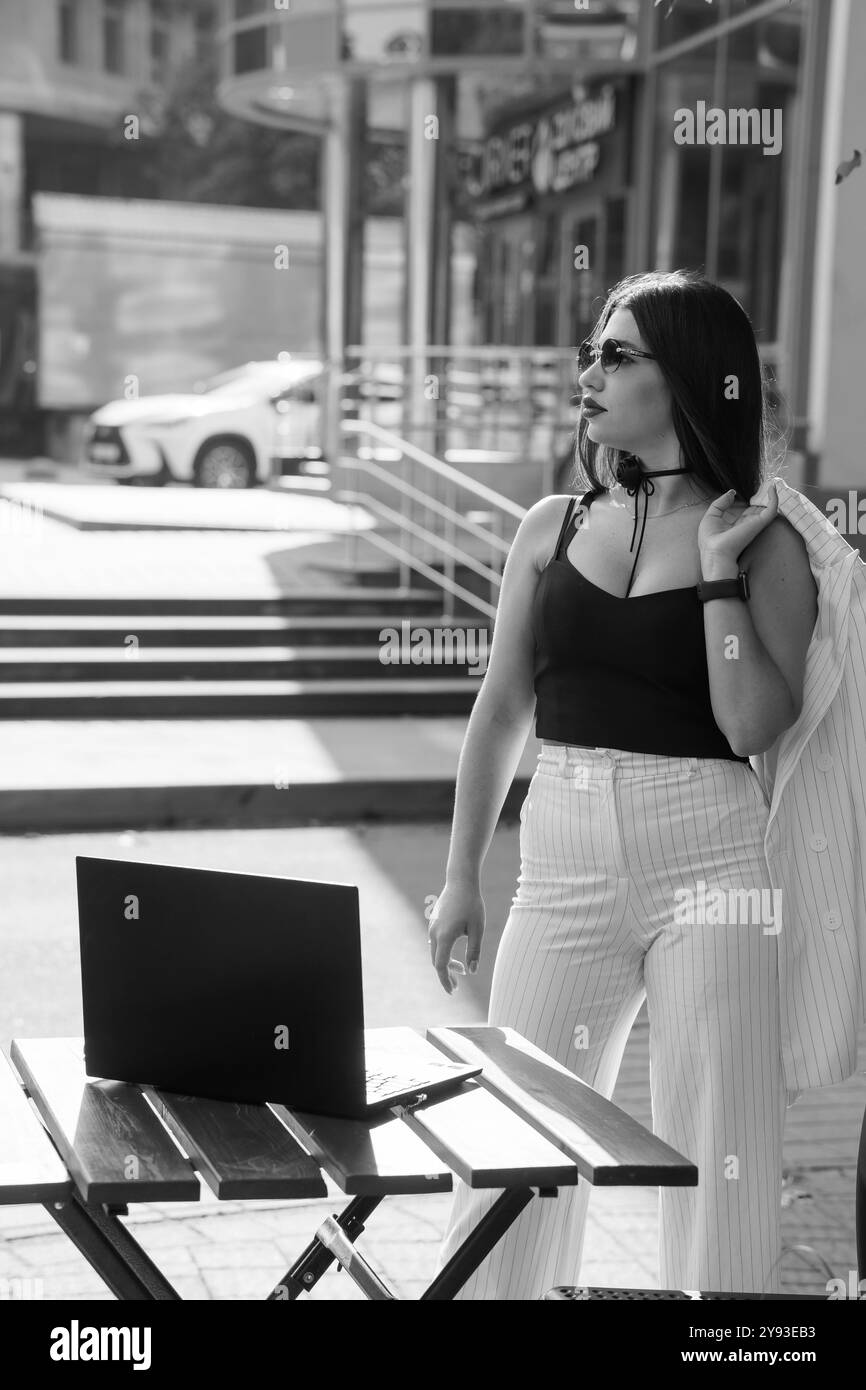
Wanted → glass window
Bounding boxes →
[716,79,790,336]
[103,0,125,74]
[534,0,642,67]
[476,231,496,342]
[649,5,806,343]
[149,0,171,82]
[567,208,602,347]
[533,214,558,345]
[58,0,78,64]
[234,0,270,18]
[605,194,626,289]
[502,237,521,344]
[233,26,268,75]
[193,5,216,60]
[653,0,721,51]
[342,3,426,65]
[430,6,525,59]
[649,45,717,271]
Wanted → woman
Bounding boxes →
[426,269,819,1299]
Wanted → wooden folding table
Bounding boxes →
[2,1025,698,1300]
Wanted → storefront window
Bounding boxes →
[649,3,805,342]
[715,80,789,333]
[533,0,642,66]
[533,215,558,345]
[431,6,525,58]
[605,194,627,293]
[567,208,602,347]
[653,0,726,50]
[650,44,717,273]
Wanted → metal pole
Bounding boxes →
[322,75,349,472]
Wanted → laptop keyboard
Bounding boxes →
[365,1063,456,1100]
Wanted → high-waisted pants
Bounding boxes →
[432,743,790,1300]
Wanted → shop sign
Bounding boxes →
[470,83,618,205]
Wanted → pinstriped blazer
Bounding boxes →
[747,476,866,1095]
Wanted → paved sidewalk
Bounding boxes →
[0,715,540,832]
[0,717,538,791]
[0,498,360,598]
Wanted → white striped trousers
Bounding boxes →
[433,743,789,1299]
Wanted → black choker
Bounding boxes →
[613,454,695,599]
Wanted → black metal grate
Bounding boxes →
[543,1286,828,1301]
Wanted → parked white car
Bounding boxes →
[81,359,328,488]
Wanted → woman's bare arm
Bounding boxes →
[443,494,568,888]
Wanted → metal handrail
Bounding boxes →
[343,452,517,553]
[339,490,503,587]
[345,457,512,556]
[351,527,499,622]
[338,418,529,622]
[341,419,527,519]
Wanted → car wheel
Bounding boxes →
[193,441,255,488]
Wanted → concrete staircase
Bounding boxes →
[0,593,490,718]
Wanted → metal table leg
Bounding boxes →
[420,1186,539,1300]
[267,1194,385,1299]
[45,1191,181,1301]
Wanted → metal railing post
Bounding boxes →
[443,474,455,622]
[399,449,410,592]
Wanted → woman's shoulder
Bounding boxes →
[525,490,600,531]
[523,492,581,526]
[518,493,589,572]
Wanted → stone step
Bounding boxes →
[0,614,489,647]
[0,678,479,717]
[0,646,488,682]
[0,590,445,618]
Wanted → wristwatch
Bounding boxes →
[695,570,751,603]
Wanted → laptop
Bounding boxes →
[75,856,481,1119]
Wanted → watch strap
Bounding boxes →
[696,570,750,603]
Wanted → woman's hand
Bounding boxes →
[697,478,779,568]
[427,881,485,995]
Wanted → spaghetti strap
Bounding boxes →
[552,490,595,562]
[551,497,577,563]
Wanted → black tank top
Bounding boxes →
[532,491,750,762]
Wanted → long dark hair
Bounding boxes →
[568,269,785,501]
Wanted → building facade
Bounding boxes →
[0,0,218,452]
[0,0,216,254]
[214,0,866,487]
[462,0,833,481]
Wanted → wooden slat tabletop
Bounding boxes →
[146,1088,327,1200]
[397,1080,579,1189]
[427,1025,698,1187]
[10,1038,200,1205]
[272,1103,454,1196]
[0,1050,72,1204]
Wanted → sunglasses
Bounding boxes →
[577,338,657,373]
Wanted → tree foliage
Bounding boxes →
[113,48,407,216]
[115,48,322,209]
